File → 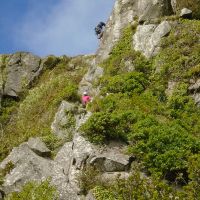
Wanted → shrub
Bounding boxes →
[128,120,200,180]
[77,166,101,195]
[81,110,138,144]
[101,72,148,95]
[5,179,58,200]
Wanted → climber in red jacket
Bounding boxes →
[82,91,91,107]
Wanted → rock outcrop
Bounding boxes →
[133,21,171,58]
[0,101,133,199]
[96,0,173,62]
[2,52,42,98]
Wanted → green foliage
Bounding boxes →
[129,121,200,179]
[101,71,148,95]
[101,24,151,76]
[41,134,65,157]
[0,161,14,186]
[92,164,182,200]
[82,21,200,188]
[5,179,58,200]
[154,19,200,81]
[77,166,102,195]
[0,97,18,126]
[81,110,138,144]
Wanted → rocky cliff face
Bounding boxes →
[0,0,200,199]
[0,52,43,99]
[96,0,199,62]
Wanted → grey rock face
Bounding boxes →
[0,143,54,195]
[96,0,137,62]
[138,0,173,23]
[51,101,76,139]
[3,52,42,98]
[133,21,171,58]
[90,151,131,172]
[27,137,51,157]
[96,0,173,62]
[180,8,192,18]
[165,81,178,97]
[189,79,200,106]
[79,57,103,97]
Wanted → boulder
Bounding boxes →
[27,137,51,157]
[138,0,173,23]
[171,0,200,19]
[51,101,76,139]
[90,152,131,172]
[3,52,42,98]
[133,21,171,58]
[0,143,54,195]
[180,8,192,19]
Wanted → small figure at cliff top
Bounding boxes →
[94,22,106,39]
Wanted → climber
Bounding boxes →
[94,21,106,39]
[81,91,91,107]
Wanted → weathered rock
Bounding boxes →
[189,79,200,106]
[138,0,173,24]
[165,81,178,97]
[0,143,54,195]
[27,137,51,157]
[90,152,131,172]
[96,0,174,62]
[100,171,130,183]
[51,101,76,139]
[192,93,200,106]
[78,58,103,97]
[180,8,192,18]
[96,0,137,62]
[133,21,171,58]
[86,190,96,200]
[171,0,200,19]
[3,52,42,98]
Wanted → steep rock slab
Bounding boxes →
[96,0,173,62]
[96,0,137,62]
[133,21,171,58]
[138,0,173,23]
[3,52,42,98]
[78,57,103,97]
[51,101,76,139]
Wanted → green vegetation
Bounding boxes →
[0,161,14,186]
[0,56,87,161]
[176,0,200,19]
[5,179,58,200]
[81,19,200,197]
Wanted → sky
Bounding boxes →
[0,0,115,57]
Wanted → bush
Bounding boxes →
[77,166,101,195]
[81,110,138,144]
[101,72,148,95]
[5,179,58,200]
